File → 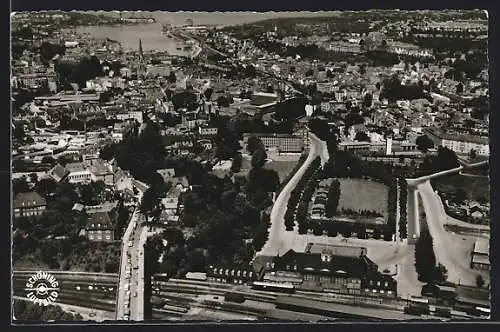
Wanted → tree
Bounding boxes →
[359,64,367,75]
[253,213,270,251]
[167,71,177,84]
[203,87,214,101]
[455,188,468,204]
[476,274,485,288]
[305,69,314,77]
[434,146,460,170]
[140,187,162,222]
[344,111,365,127]
[362,92,373,107]
[217,95,232,107]
[456,82,464,94]
[354,132,371,142]
[470,148,477,160]
[416,135,434,152]
[79,181,106,205]
[309,118,330,141]
[415,229,437,283]
[13,177,30,195]
[39,42,65,62]
[434,263,448,283]
[251,148,268,169]
[247,136,264,155]
[231,153,242,173]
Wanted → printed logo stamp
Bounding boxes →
[24,271,60,306]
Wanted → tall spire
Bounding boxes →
[139,39,143,60]
[137,39,144,78]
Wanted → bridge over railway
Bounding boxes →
[405,160,488,243]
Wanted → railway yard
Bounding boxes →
[12,271,485,322]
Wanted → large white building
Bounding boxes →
[425,128,489,156]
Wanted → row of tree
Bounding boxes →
[415,229,448,284]
[296,167,324,234]
[299,218,393,240]
[325,179,341,217]
[398,177,408,239]
[338,208,384,218]
[284,158,321,231]
[253,213,271,252]
[386,177,398,236]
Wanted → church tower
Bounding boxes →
[137,39,145,79]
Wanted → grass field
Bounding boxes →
[432,174,490,203]
[241,155,301,182]
[264,160,301,182]
[337,178,389,217]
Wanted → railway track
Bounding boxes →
[12,272,476,321]
[13,271,119,284]
[13,274,119,313]
[153,279,472,321]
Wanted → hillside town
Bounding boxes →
[11,10,490,323]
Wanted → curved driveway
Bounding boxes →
[418,181,487,286]
[257,133,328,257]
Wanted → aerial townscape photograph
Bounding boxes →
[10,9,491,323]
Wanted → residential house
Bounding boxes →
[13,192,47,218]
[83,201,119,242]
[120,188,137,207]
[86,211,115,242]
[198,127,218,137]
[157,168,176,183]
[197,139,213,150]
[88,160,114,185]
[161,196,179,215]
[161,135,195,155]
[48,164,69,183]
[424,128,489,156]
[171,176,190,193]
[65,162,93,184]
[115,169,134,192]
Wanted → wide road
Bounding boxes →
[257,133,328,257]
[418,181,484,286]
[129,224,147,321]
[116,207,148,321]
